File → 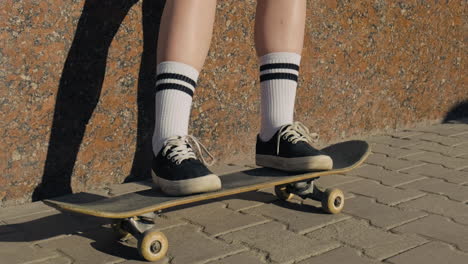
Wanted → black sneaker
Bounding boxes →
[256,122,333,171]
[152,135,221,196]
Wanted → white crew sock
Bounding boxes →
[259,52,301,141]
[152,61,199,155]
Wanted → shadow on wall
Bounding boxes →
[443,100,468,124]
[32,0,166,201]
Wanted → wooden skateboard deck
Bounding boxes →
[45,140,369,218]
[44,140,369,261]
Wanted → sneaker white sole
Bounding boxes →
[256,154,333,171]
[152,170,222,196]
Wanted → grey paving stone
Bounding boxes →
[403,152,468,170]
[371,143,424,158]
[221,190,277,211]
[367,136,421,148]
[391,130,425,139]
[450,142,468,156]
[163,225,245,264]
[392,215,468,252]
[296,246,379,264]
[386,241,468,264]
[29,255,73,264]
[0,232,60,264]
[305,218,426,260]
[451,132,468,141]
[399,163,468,184]
[205,251,266,264]
[152,214,186,230]
[407,141,468,157]
[165,202,268,236]
[338,179,425,205]
[365,153,425,171]
[345,164,426,187]
[116,257,169,264]
[344,196,427,229]
[398,194,468,225]
[399,178,468,202]
[410,124,468,136]
[417,133,468,147]
[2,210,109,243]
[37,228,127,263]
[220,221,340,263]
[243,199,349,234]
[0,201,55,221]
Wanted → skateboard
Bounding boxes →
[44,140,369,262]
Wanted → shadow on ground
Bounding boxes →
[0,189,327,260]
[33,0,166,201]
[443,100,468,124]
[1,192,141,260]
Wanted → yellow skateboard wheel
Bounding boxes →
[274,185,294,201]
[321,188,344,214]
[138,230,168,262]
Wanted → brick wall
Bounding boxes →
[1,0,466,205]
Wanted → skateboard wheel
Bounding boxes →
[274,185,294,201]
[321,188,344,214]
[138,230,168,262]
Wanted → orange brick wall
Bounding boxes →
[1,0,466,205]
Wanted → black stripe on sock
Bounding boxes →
[260,73,298,82]
[156,83,194,97]
[260,63,299,71]
[156,73,197,88]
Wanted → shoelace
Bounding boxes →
[276,121,319,155]
[161,135,216,166]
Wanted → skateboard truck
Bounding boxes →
[113,214,168,262]
[274,179,345,214]
[112,179,344,262]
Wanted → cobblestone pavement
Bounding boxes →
[1,121,467,264]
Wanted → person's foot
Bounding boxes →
[152,135,221,196]
[256,122,333,171]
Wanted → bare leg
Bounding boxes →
[154,0,217,154]
[254,0,307,141]
[152,0,222,196]
[254,0,306,56]
[157,0,217,71]
[253,1,332,171]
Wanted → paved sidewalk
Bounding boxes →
[1,121,467,264]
